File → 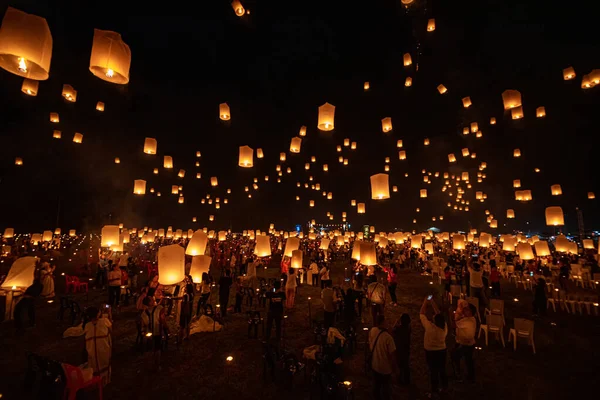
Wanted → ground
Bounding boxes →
[1,238,600,400]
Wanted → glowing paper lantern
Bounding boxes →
[163,156,173,168]
[490,220,498,229]
[89,29,131,84]
[517,243,534,260]
[219,103,230,120]
[405,77,412,87]
[420,189,427,198]
[513,180,521,188]
[291,249,303,269]
[506,209,515,219]
[583,239,594,250]
[3,228,14,238]
[551,185,562,196]
[158,244,185,285]
[101,225,120,247]
[50,113,59,123]
[96,101,105,111]
[462,97,472,108]
[588,192,595,199]
[284,237,300,257]
[73,133,83,143]
[218,231,227,241]
[411,235,423,249]
[254,235,271,257]
[21,79,38,96]
[403,53,412,66]
[290,137,302,153]
[144,138,157,154]
[427,19,436,32]
[231,0,245,16]
[359,242,377,265]
[545,207,564,226]
[178,169,185,178]
[563,66,576,80]
[490,117,496,125]
[299,126,307,137]
[320,238,330,250]
[462,148,470,157]
[0,7,52,80]
[437,84,447,94]
[238,145,254,167]
[502,90,522,110]
[536,107,546,118]
[363,81,370,90]
[511,106,524,120]
[69,229,76,237]
[381,117,392,132]
[470,122,478,133]
[62,84,76,102]
[370,173,390,200]
[357,203,366,213]
[133,179,146,195]
[256,148,264,158]
[317,102,335,131]
[448,154,456,163]
[513,149,521,158]
[399,150,406,160]
[14,157,23,166]
[534,241,550,256]
[190,255,211,283]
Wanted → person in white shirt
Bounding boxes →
[309,261,319,286]
[369,314,398,400]
[319,265,331,289]
[285,268,297,308]
[452,304,476,382]
[468,261,485,306]
[420,296,448,396]
[367,275,386,327]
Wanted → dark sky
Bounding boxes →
[1,0,599,234]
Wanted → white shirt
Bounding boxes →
[367,282,385,305]
[286,272,297,289]
[320,267,330,280]
[455,316,477,345]
[420,314,447,351]
[369,327,396,375]
[469,268,484,288]
[309,263,319,273]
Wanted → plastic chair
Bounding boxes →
[508,318,535,354]
[478,314,505,347]
[62,363,103,400]
[466,296,481,322]
[565,294,580,314]
[65,275,78,293]
[448,284,463,304]
[484,299,505,325]
[547,289,559,312]
[72,277,88,293]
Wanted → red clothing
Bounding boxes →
[490,270,500,283]
[386,267,397,284]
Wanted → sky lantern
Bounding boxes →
[475,191,483,200]
[89,29,131,84]
[101,225,120,247]
[462,127,469,135]
[462,97,472,108]
[403,53,412,66]
[589,69,600,84]
[517,243,534,260]
[219,103,230,120]
[359,242,377,265]
[351,141,357,149]
[196,173,201,179]
[420,189,427,198]
[461,148,470,157]
[256,148,264,159]
[513,179,521,188]
[238,145,254,167]
[298,125,307,137]
[42,230,53,242]
[551,184,562,196]
[405,77,412,87]
[178,169,185,178]
[452,234,466,250]
[588,192,595,199]
[536,106,546,118]
[143,138,157,154]
[437,84,447,94]
[490,220,498,229]
[545,206,564,226]
[381,117,392,132]
[343,138,350,147]
[254,235,271,257]
[284,237,300,257]
[0,7,53,80]
[424,138,430,146]
[581,74,593,89]
[399,150,406,160]
[231,0,245,16]
[190,255,211,283]
[511,106,524,119]
[506,209,515,218]
[448,153,456,163]
[490,117,496,124]
[62,84,77,102]
[218,231,227,241]
[178,196,184,204]
[363,81,370,90]
[357,203,366,213]
[14,157,23,166]
[502,89,522,110]
[68,229,76,237]
[133,179,146,195]
[317,102,335,131]
[393,185,398,192]
[563,66,576,80]
[50,112,59,123]
[513,148,521,158]
[158,244,185,285]
[73,133,83,144]
[534,241,550,256]
[583,239,594,250]
[211,177,218,186]
[427,18,436,32]
[370,173,390,200]
[3,228,14,238]
[163,156,173,168]
[96,101,105,111]
[397,140,403,148]
[21,79,38,96]
[290,137,302,153]
[470,122,478,133]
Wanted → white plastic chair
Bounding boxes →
[466,296,481,323]
[508,318,535,354]
[484,299,505,325]
[478,314,505,347]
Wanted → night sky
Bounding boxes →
[1,0,599,234]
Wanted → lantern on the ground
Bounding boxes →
[545,206,564,226]
[144,138,157,154]
[133,179,146,195]
[89,29,131,84]
[158,244,185,285]
[381,117,392,132]
[219,103,230,120]
[73,133,83,143]
[290,137,302,153]
[317,102,335,131]
[101,225,120,247]
[21,79,38,96]
[254,235,271,257]
[370,173,390,200]
[0,7,52,80]
[502,89,522,110]
[238,145,254,167]
[163,156,173,168]
[190,255,211,283]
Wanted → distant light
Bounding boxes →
[226,356,234,362]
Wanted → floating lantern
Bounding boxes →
[563,66,575,80]
[506,209,515,218]
[73,133,83,143]
[427,18,436,32]
[21,79,38,96]
[254,235,271,257]
[351,141,357,149]
[545,206,564,226]
[462,148,470,157]
[101,225,120,247]
[370,173,390,200]
[69,229,76,237]
[190,255,211,283]
[351,200,356,206]
[452,234,466,250]
[511,106,524,119]
[381,117,392,132]
[359,242,377,265]
[403,53,412,66]
[317,102,335,131]
[0,7,53,80]
[211,177,218,186]
[178,169,185,178]
[290,249,303,269]
[424,138,430,146]
[238,145,254,167]
[219,103,230,120]
[290,137,302,153]
[448,153,456,163]
[143,138,157,154]
[397,140,403,148]
[462,97,472,108]
[393,186,398,192]
[363,81,370,90]
[50,112,59,123]
[534,241,550,256]
[588,192,595,199]
[343,138,350,147]
[163,156,173,168]
[42,230,53,242]
[89,29,131,84]
[96,101,105,111]
[536,106,546,118]
[490,220,498,229]
[490,117,496,125]
[405,77,412,87]
[513,149,521,158]
[502,89,522,110]
[320,239,330,250]
[3,228,14,238]
[420,189,427,198]
[583,239,594,250]
[62,84,77,102]
[231,0,245,16]
[437,84,447,94]
[178,196,184,204]
[517,243,534,260]
[218,231,227,241]
[399,150,406,160]
[513,179,521,188]
[133,179,146,195]
[357,203,365,213]
[551,184,562,196]
[327,192,333,199]
[158,244,185,285]
[470,122,478,133]
[309,200,315,207]
[323,164,328,172]
[14,157,23,166]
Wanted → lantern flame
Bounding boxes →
[17,57,27,73]
[106,68,114,78]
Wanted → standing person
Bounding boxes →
[218,269,233,317]
[178,283,194,342]
[286,268,297,308]
[14,272,42,332]
[83,307,112,385]
[392,313,411,385]
[265,280,286,341]
[367,275,386,326]
[96,257,107,289]
[369,314,398,400]
[141,297,168,370]
[39,263,56,298]
[468,261,485,306]
[452,304,476,382]
[196,272,211,316]
[107,262,122,309]
[385,265,398,306]
[489,264,501,297]
[319,264,331,289]
[420,297,448,398]
[321,280,338,328]
[309,260,319,286]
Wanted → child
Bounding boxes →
[392,313,411,385]
[490,265,501,297]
